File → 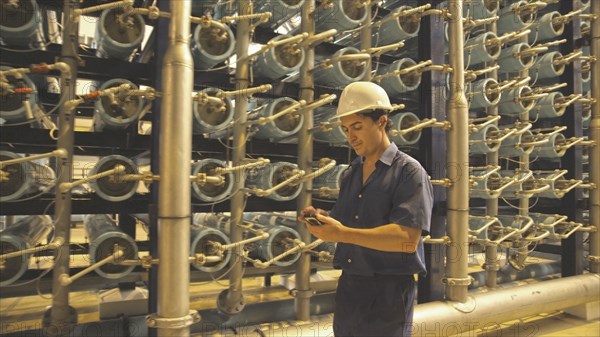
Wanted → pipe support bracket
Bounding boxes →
[483,262,500,271]
[443,276,472,286]
[289,288,316,299]
[146,311,200,329]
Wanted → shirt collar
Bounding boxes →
[379,142,398,166]
[351,142,398,167]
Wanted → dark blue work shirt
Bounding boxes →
[330,142,434,276]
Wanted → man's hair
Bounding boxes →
[356,109,393,132]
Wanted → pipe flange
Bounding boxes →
[217,289,245,315]
[289,288,316,299]
[587,255,600,263]
[442,276,472,286]
[146,310,200,329]
[42,305,77,337]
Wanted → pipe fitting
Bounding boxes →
[443,276,472,286]
[146,311,200,329]
[289,288,316,299]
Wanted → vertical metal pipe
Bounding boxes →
[516,1,532,270]
[589,0,600,274]
[218,0,250,315]
[484,20,499,288]
[360,2,372,81]
[46,1,78,334]
[156,2,193,336]
[445,0,470,303]
[295,0,316,321]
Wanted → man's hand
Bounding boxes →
[299,210,345,243]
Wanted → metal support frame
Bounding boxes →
[589,0,600,274]
[445,0,471,303]
[45,1,79,335]
[559,0,585,277]
[418,0,447,304]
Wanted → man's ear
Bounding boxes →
[379,116,387,126]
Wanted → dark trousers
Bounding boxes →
[333,272,416,337]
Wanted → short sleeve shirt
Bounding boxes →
[329,142,434,276]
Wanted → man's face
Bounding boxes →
[340,113,382,158]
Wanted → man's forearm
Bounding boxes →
[340,224,421,253]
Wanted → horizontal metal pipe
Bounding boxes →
[0,149,67,167]
[0,237,64,260]
[76,0,133,15]
[214,158,270,174]
[197,274,599,336]
[218,232,270,252]
[252,170,305,197]
[412,274,599,335]
[59,248,124,286]
[59,165,125,192]
[299,159,336,182]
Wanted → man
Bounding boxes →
[300,82,434,336]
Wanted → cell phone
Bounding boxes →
[303,212,325,226]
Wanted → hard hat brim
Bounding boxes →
[329,105,393,121]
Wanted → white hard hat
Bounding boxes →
[332,81,393,120]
